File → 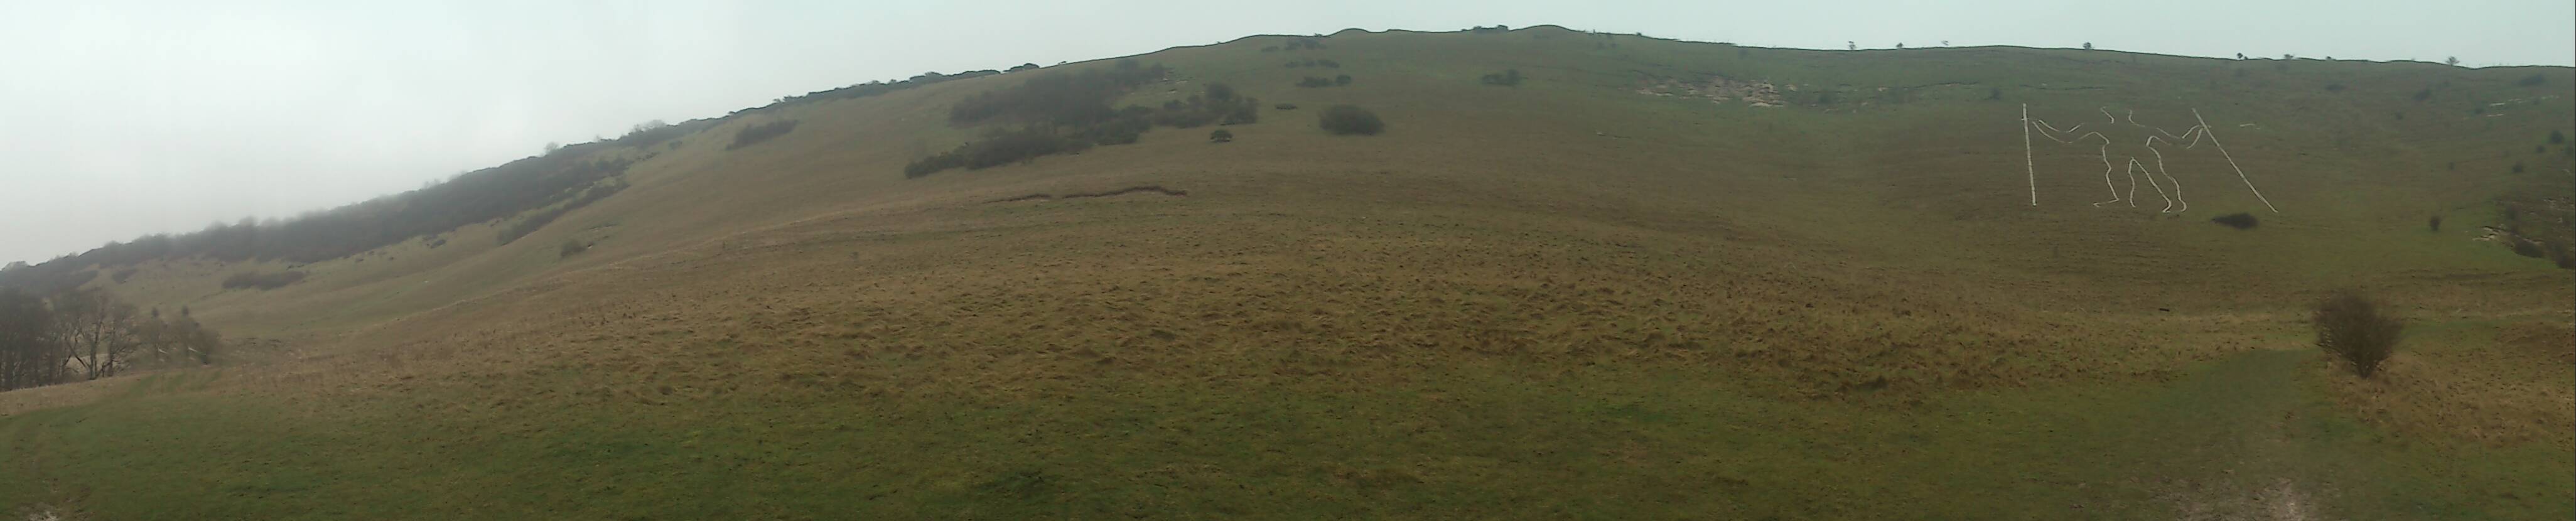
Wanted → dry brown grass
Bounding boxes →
[6,29,2570,518]
[2320,321,2576,446]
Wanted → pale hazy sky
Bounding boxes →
[4,0,2570,264]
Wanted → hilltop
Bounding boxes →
[3,26,2571,519]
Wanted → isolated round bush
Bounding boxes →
[1318,105,1384,136]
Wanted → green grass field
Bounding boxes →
[5,26,2571,519]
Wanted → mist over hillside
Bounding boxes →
[3,25,2570,519]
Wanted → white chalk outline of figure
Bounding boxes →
[2020,105,2277,213]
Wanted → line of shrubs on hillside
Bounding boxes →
[220,270,308,290]
[496,178,630,245]
[905,62,1268,178]
[0,61,1079,298]
[0,151,639,297]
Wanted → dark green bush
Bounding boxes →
[2210,212,2259,230]
[1297,77,1335,88]
[559,239,590,258]
[727,120,799,150]
[1480,70,1523,86]
[2510,239,2546,258]
[2314,291,2402,379]
[1318,105,1384,136]
[1209,129,1233,142]
[2427,215,2442,232]
[1334,74,1352,86]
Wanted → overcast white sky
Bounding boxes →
[3,0,2570,264]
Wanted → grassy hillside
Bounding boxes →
[5,26,2571,519]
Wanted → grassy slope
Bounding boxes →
[6,26,2572,518]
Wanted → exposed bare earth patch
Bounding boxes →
[1632,74,1786,107]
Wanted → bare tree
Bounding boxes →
[50,289,140,380]
[2445,56,2460,67]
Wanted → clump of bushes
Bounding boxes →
[221,271,308,291]
[1480,69,1524,86]
[727,120,800,150]
[905,127,1087,178]
[1282,38,1325,51]
[110,268,139,283]
[559,239,590,258]
[1315,59,1340,68]
[2209,212,2259,230]
[1318,105,1384,136]
[1148,83,1261,128]
[2314,291,2402,379]
[2427,215,2442,232]
[949,61,1168,126]
[1275,103,1298,110]
[1209,129,1233,142]
[905,65,1271,178]
[2509,238,2546,258]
